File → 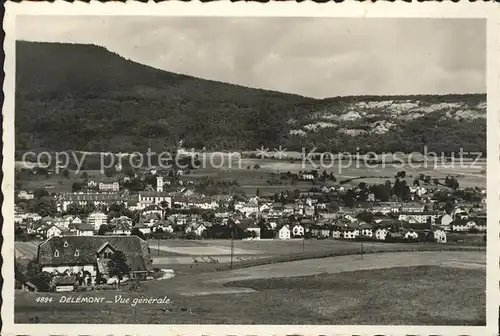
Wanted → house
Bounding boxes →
[46,225,62,239]
[152,220,174,233]
[433,229,447,243]
[398,212,438,224]
[375,228,389,241]
[403,230,419,240]
[58,192,135,212]
[304,206,315,217]
[110,220,132,235]
[193,223,207,236]
[243,221,261,240]
[341,222,360,239]
[54,217,68,230]
[37,236,153,283]
[134,223,152,235]
[137,192,172,210]
[278,225,291,240]
[76,223,95,236]
[359,223,373,238]
[310,224,332,238]
[331,225,342,239]
[400,202,425,213]
[87,212,108,231]
[451,218,486,232]
[292,224,305,237]
[142,204,164,218]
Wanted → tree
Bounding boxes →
[396,171,406,178]
[342,189,356,208]
[98,224,110,236]
[15,226,27,241]
[66,203,83,216]
[33,188,49,200]
[36,196,57,217]
[123,166,136,178]
[72,182,83,192]
[413,179,420,187]
[131,227,146,240]
[104,168,116,178]
[107,250,130,286]
[433,178,440,185]
[253,164,261,169]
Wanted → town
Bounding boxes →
[14,153,487,293]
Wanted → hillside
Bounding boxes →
[15,41,486,155]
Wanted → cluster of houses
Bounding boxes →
[15,173,487,243]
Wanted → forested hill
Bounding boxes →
[16,41,486,155]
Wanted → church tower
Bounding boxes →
[157,176,163,192]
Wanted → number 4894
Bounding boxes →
[35,297,53,303]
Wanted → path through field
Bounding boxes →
[145,251,485,296]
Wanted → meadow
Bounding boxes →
[15,257,485,325]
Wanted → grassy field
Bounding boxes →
[16,155,485,195]
[148,239,485,275]
[184,157,485,195]
[16,169,116,193]
[15,264,485,325]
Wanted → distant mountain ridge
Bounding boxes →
[15,41,486,155]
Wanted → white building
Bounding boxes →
[404,230,419,240]
[46,225,62,239]
[433,229,447,243]
[375,228,389,241]
[98,182,120,192]
[342,229,359,239]
[76,224,95,236]
[88,212,108,231]
[292,224,305,237]
[278,225,291,240]
[137,192,172,210]
[18,191,34,200]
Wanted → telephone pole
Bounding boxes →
[230,224,234,268]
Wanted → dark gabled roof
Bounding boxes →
[37,236,152,272]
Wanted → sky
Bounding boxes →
[17,16,486,98]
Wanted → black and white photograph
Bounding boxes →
[2,3,499,335]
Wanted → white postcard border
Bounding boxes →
[3,2,500,335]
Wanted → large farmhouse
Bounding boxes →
[37,236,153,284]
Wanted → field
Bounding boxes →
[15,241,41,260]
[16,168,116,193]
[16,238,486,273]
[15,251,485,325]
[16,155,485,195]
[184,156,486,195]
